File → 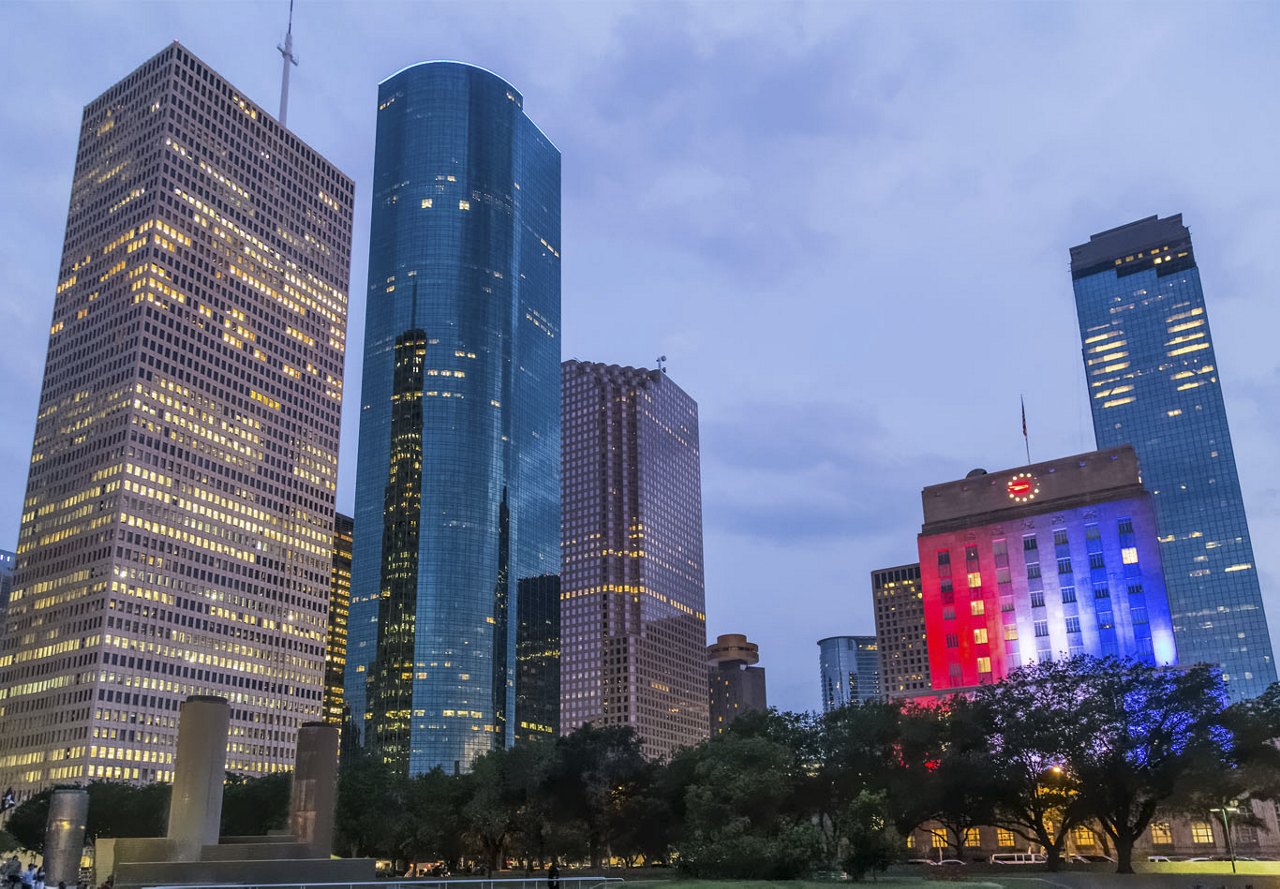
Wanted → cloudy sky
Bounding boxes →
[1,1,1278,712]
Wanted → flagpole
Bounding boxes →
[1021,395,1031,464]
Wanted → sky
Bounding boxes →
[1,0,1279,714]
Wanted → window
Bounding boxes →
[977,656,992,673]
[1061,587,1077,603]
[997,828,1015,847]
[1150,822,1173,845]
[1118,517,1134,535]
[971,600,985,616]
[945,633,959,649]
[1004,625,1018,641]
[932,829,947,849]
[905,833,915,849]
[1090,552,1106,570]
[1065,616,1081,634]
[963,828,981,846]
[1053,529,1069,546]
[1086,523,1101,540]
[974,628,988,644]
[1191,822,1214,844]
[1127,582,1144,597]
[1023,535,1038,552]
[1034,620,1049,638]
[1122,546,1139,565]
[943,607,956,621]
[1073,826,1096,848]
[1030,591,1045,608]
[1094,583,1111,599]
[1027,564,1042,580]
[965,545,979,562]
[1057,558,1073,575]
[968,572,982,588]
[1131,606,1148,625]
[937,550,951,567]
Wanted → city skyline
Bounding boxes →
[2,2,1280,712]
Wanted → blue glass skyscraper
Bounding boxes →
[349,62,561,774]
[1071,214,1275,699]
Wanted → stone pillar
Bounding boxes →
[44,788,89,885]
[166,695,230,860]
[287,722,339,856]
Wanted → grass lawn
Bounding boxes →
[620,868,1280,888]
[621,880,1004,889]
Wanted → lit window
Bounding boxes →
[459,199,471,210]
[420,198,433,208]
[971,600,985,616]
[968,572,982,588]
[977,657,992,673]
[1004,625,1018,641]
[1190,822,1214,844]
[974,628,988,644]
[932,830,947,849]
[1121,547,1139,565]
[964,828,980,847]
[997,829,1015,847]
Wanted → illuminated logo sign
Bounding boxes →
[1007,472,1040,503]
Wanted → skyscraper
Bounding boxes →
[708,633,767,736]
[349,62,561,774]
[871,564,931,698]
[817,636,881,710]
[514,574,560,743]
[917,447,1177,694]
[1070,215,1274,699]
[324,513,353,727]
[561,361,708,759]
[0,43,352,796]
[0,549,14,630]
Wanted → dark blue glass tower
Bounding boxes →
[1070,214,1274,699]
[349,62,561,773]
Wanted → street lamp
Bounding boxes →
[1208,801,1243,874]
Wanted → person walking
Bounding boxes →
[32,866,44,889]
[547,860,559,889]
[19,865,35,889]
[3,857,21,888]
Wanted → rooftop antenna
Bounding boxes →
[656,355,667,374]
[277,0,299,126]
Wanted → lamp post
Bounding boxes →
[1208,801,1242,874]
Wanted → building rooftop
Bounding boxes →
[1069,213,1193,280]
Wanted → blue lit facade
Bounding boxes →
[1071,215,1274,700]
[818,635,881,710]
[349,62,560,774]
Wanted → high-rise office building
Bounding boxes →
[817,635,881,710]
[0,43,352,796]
[708,633,766,736]
[324,513,353,726]
[917,447,1177,694]
[1071,215,1275,699]
[0,549,15,633]
[561,362,708,759]
[348,62,561,775]
[514,574,560,743]
[872,564,931,698]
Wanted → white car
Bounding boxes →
[932,859,967,866]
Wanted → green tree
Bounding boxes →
[1064,657,1227,874]
[675,732,821,878]
[335,749,402,859]
[221,772,291,837]
[840,790,900,882]
[971,659,1095,871]
[398,767,469,869]
[544,724,647,868]
[5,782,170,852]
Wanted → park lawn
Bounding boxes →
[621,880,1006,889]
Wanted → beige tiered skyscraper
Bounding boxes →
[0,43,353,797]
[560,361,709,758]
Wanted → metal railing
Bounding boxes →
[147,878,625,889]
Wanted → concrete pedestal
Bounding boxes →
[287,722,339,856]
[166,695,230,861]
[44,788,89,885]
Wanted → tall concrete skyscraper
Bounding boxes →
[349,63,561,774]
[561,362,708,759]
[324,513,353,727]
[708,633,766,736]
[872,564,931,699]
[1071,215,1275,699]
[0,43,352,796]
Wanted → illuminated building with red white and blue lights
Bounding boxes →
[917,446,1177,694]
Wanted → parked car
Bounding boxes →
[1148,855,1182,862]
[990,853,1046,865]
[932,859,967,866]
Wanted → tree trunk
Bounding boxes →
[1114,835,1135,875]
[1044,844,1062,872]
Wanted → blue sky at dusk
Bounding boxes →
[2,1,1279,711]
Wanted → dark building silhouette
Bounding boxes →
[708,633,766,735]
[324,514,353,727]
[515,574,560,742]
